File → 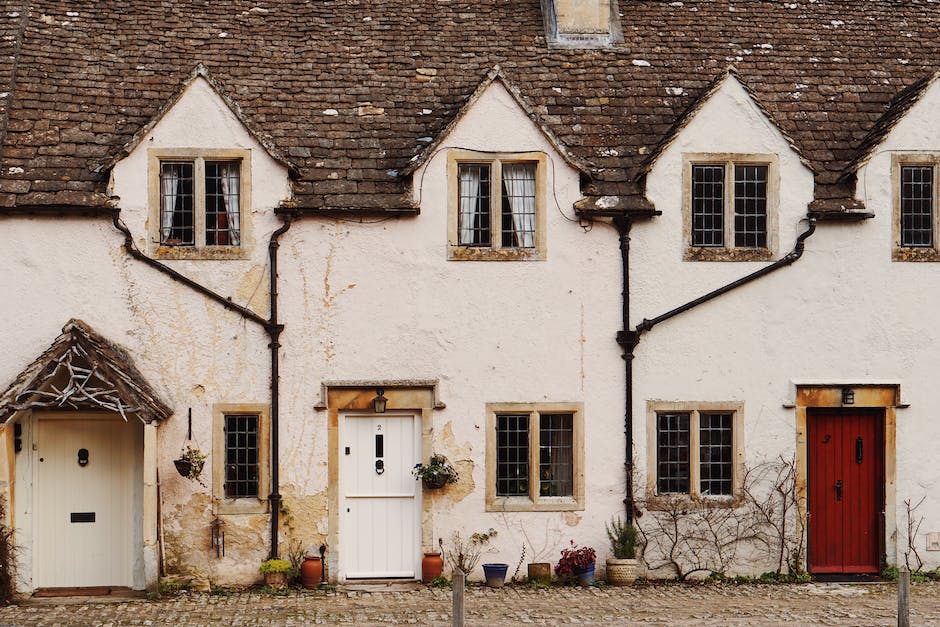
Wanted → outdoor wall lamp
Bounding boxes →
[372,388,387,413]
[841,387,855,405]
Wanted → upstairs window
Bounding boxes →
[900,165,933,247]
[684,154,777,261]
[149,149,250,260]
[448,151,546,261]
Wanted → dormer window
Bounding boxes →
[448,150,546,261]
[683,153,778,261]
[149,149,251,259]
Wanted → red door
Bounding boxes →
[808,409,884,573]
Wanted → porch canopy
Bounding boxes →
[0,319,171,423]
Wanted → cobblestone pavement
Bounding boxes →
[1,581,939,626]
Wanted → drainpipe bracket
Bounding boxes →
[616,330,641,350]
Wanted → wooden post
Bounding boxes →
[898,566,910,627]
[452,569,465,627]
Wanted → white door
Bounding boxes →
[35,415,137,588]
[341,412,421,579]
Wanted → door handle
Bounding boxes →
[835,479,843,501]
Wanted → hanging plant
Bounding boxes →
[412,454,459,489]
[174,445,207,481]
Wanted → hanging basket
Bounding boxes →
[422,475,448,489]
[173,458,193,478]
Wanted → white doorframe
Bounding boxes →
[339,410,422,580]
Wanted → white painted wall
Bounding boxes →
[277,81,628,573]
[638,73,940,572]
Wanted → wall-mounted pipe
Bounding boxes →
[112,211,296,560]
[267,215,293,559]
[615,215,816,525]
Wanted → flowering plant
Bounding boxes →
[554,540,596,577]
[412,454,459,485]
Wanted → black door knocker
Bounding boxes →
[78,448,89,467]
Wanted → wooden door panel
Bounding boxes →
[808,409,883,574]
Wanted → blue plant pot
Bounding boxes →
[482,563,509,588]
[575,563,595,587]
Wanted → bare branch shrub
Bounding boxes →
[636,456,804,580]
[903,496,926,573]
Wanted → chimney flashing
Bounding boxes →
[540,0,624,49]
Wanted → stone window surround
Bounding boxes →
[447,150,548,261]
[891,153,940,261]
[212,403,270,516]
[484,401,585,512]
[682,153,779,262]
[645,400,745,508]
[147,148,252,260]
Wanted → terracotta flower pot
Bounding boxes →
[422,552,444,583]
[300,555,322,588]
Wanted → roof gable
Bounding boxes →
[845,72,939,177]
[104,65,296,175]
[0,320,172,423]
[639,69,811,179]
[403,66,591,177]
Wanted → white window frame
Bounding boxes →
[646,401,744,507]
[447,150,547,261]
[485,402,584,512]
[682,153,779,261]
[148,148,251,260]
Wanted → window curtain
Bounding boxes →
[458,166,481,245]
[219,162,241,246]
[160,166,179,243]
[502,163,536,248]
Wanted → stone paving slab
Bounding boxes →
[0,581,938,626]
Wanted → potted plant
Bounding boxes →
[260,558,293,589]
[555,541,596,587]
[173,445,207,481]
[605,516,639,586]
[412,454,459,489]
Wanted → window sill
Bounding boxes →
[683,247,774,262]
[645,493,741,511]
[448,246,545,262]
[153,245,248,261]
[893,247,940,262]
[485,496,583,512]
[215,497,269,516]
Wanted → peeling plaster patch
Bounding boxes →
[279,490,329,548]
[437,421,475,503]
[236,264,268,313]
[563,511,582,527]
[317,228,356,363]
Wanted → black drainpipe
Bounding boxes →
[267,215,293,559]
[112,211,296,560]
[614,215,817,525]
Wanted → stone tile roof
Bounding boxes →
[0,0,938,215]
[0,319,172,424]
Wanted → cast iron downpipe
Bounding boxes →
[113,211,295,560]
[267,215,293,559]
[614,215,817,525]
